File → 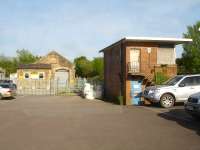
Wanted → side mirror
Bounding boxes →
[179,83,185,87]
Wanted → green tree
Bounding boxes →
[0,55,16,76]
[0,49,39,77]
[180,21,200,74]
[74,56,93,77]
[74,56,104,80]
[91,57,104,80]
[16,49,39,64]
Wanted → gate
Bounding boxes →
[17,78,86,96]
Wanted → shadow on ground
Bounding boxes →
[158,108,200,136]
[0,97,15,100]
[144,102,185,108]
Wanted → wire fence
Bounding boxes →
[16,78,87,96]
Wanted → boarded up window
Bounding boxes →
[157,48,175,65]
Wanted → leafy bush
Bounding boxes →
[154,72,169,85]
[117,96,124,105]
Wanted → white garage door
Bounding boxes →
[55,69,69,87]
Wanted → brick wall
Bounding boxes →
[104,43,122,103]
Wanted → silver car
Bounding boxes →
[143,74,200,108]
[0,83,17,99]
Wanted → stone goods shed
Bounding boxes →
[17,51,75,94]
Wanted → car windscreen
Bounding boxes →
[164,76,183,86]
[0,84,10,88]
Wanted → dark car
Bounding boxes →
[184,92,200,119]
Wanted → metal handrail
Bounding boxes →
[128,61,140,73]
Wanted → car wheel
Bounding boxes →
[160,94,175,108]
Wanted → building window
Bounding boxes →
[24,73,29,79]
[157,47,175,65]
[39,73,44,79]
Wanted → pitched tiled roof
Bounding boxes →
[18,63,51,69]
[36,50,73,68]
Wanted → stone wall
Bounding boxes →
[36,51,75,84]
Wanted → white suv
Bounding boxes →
[143,74,200,108]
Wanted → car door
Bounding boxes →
[175,77,197,101]
[10,84,17,96]
[0,86,2,95]
[191,76,200,94]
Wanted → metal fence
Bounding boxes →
[17,78,87,96]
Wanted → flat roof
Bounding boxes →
[124,37,192,43]
[99,37,192,52]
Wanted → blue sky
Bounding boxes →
[0,0,200,60]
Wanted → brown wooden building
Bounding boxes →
[100,37,192,105]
